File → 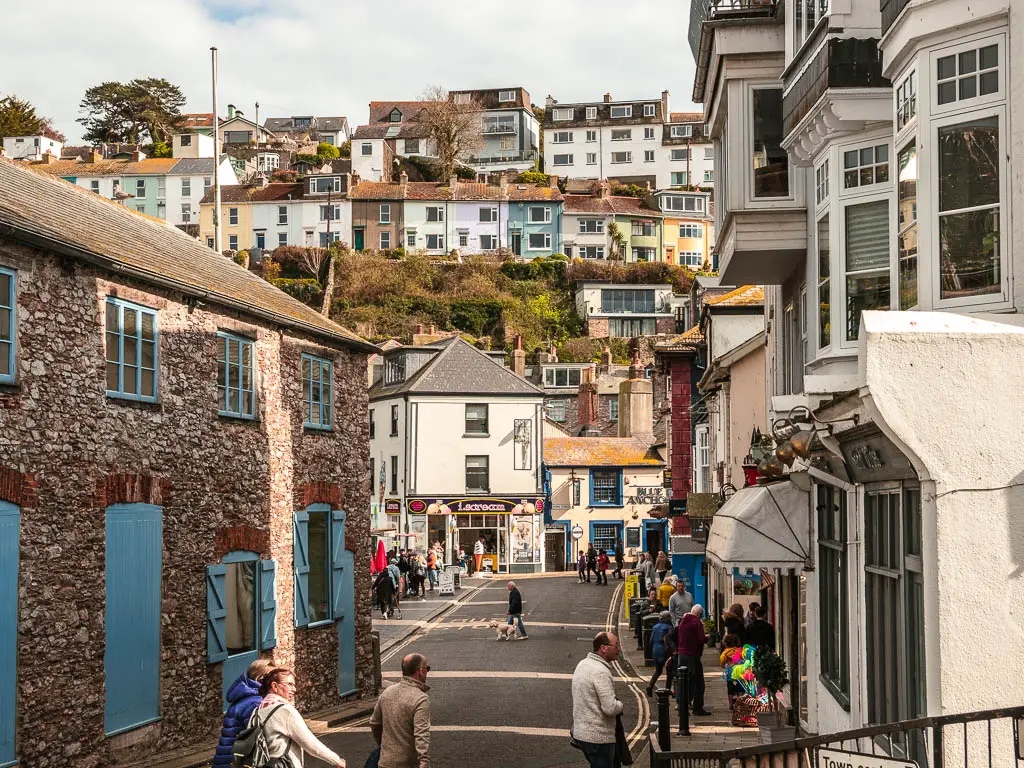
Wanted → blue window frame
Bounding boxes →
[589,469,623,506]
[301,354,333,429]
[217,332,255,418]
[0,268,14,384]
[105,298,158,401]
[293,506,349,628]
[590,520,623,555]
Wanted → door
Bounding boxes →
[511,232,522,256]
[105,504,162,735]
[255,232,266,249]
[0,502,19,765]
[333,511,357,696]
[354,228,365,250]
[644,520,665,559]
[544,530,566,572]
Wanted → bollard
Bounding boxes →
[656,687,672,751]
[676,660,690,736]
[636,608,644,650]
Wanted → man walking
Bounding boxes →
[571,632,624,768]
[746,604,776,650]
[668,579,694,627]
[370,652,431,768]
[676,605,711,716]
[506,581,528,639]
[613,541,624,579]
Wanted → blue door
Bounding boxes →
[333,511,356,696]
[353,229,365,251]
[105,504,162,735]
[0,502,19,766]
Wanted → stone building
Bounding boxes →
[0,159,377,768]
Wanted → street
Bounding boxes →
[313,573,650,768]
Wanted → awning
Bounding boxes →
[705,480,810,571]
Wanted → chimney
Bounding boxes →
[87,149,102,164]
[661,90,671,120]
[577,367,598,429]
[545,95,556,109]
[617,375,654,441]
[629,348,643,380]
[227,104,236,119]
[498,172,508,190]
[130,150,141,162]
[597,180,611,199]
[547,174,559,189]
[603,93,613,103]
[548,345,558,363]
[512,335,526,378]
[399,170,408,186]
[255,172,269,188]
[41,151,57,165]
[415,324,424,334]
[599,345,612,373]
[449,174,458,189]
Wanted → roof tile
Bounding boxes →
[705,285,765,307]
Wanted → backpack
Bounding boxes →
[232,704,290,768]
[664,626,678,655]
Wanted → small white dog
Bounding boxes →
[488,620,517,640]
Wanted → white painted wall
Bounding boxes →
[172,133,215,158]
[4,136,62,160]
[574,282,676,318]
[404,201,449,254]
[353,138,386,181]
[708,312,763,363]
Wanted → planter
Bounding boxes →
[756,710,795,744]
[742,464,761,487]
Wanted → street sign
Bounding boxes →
[663,469,673,488]
[571,524,584,541]
[817,749,916,768]
[624,579,636,619]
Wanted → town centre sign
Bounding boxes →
[817,749,916,768]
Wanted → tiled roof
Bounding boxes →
[30,157,180,177]
[0,159,374,352]
[544,437,664,467]
[182,113,215,128]
[669,111,704,123]
[166,158,219,175]
[263,116,348,132]
[351,123,432,140]
[368,101,430,124]
[563,194,663,216]
[199,183,306,205]
[705,285,764,307]
[349,181,561,202]
[656,325,704,350]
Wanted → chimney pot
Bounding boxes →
[130,150,141,162]
[512,334,526,377]
[548,345,558,363]
[227,104,236,119]
[449,174,458,189]
[88,149,102,164]
[548,174,559,189]
[545,95,556,108]
[415,324,423,334]
[399,170,408,185]
[603,93,612,103]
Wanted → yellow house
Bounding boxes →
[199,186,255,251]
[655,190,714,270]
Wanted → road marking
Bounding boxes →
[381,670,644,682]
[332,724,571,737]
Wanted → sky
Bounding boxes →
[1,0,702,144]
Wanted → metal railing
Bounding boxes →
[688,0,780,61]
[650,702,1024,768]
[463,149,538,166]
[483,123,518,134]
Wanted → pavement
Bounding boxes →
[313,572,652,768]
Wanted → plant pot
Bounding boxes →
[742,464,760,487]
[756,710,795,744]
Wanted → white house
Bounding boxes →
[3,135,62,161]
[368,337,546,573]
[263,115,350,146]
[171,132,216,159]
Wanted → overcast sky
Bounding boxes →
[2,0,702,144]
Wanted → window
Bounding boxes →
[608,397,619,421]
[643,104,656,117]
[753,89,789,197]
[843,144,889,189]
[591,523,621,554]
[459,232,468,247]
[369,457,374,487]
[601,289,655,313]
[217,332,254,417]
[896,70,917,131]
[529,206,551,224]
[389,108,402,122]
[528,233,551,250]
[590,469,622,505]
[679,224,703,238]
[936,43,998,106]
[90,180,100,193]
[644,127,655,140]
[586,153,597,165]
[0,269,15,383]
[794,0,829,51]
[384,356,406,386]
[610,105,631,118]
[610,317,655,336]
[499,136,515,150]
[361,142,372,156]
[552,131,573,144]
[105,298,158,401]
[671,148,689,162]
[137,206,146,216]
[291,505,348,630]
[670,172,688,186]
[479,207,498,223]
[181,177,192,197]
[543,367,583,387]
[208,237,215,248]
[845,200,890,342]
[404,138,420,154]
[631,220,656,237]
[611,151,631,164]
[553,154,573,166]
[426,206,444,222]
[272,206,286,226]
[136,179,146,198]
[390,404,399,435]
[426,234,444,250]
[465,456,489,493]
[816,159,830,205]
[586,130,597,142]
[157,178,166,199]
[703,170,714,183]
[379,231,390,249]
[229,208,239,225]
[704,147,714,159]
[679,251,703,268]
[499,90,516,102]
[301,354,332,428]
[611,129,631,141]
[204,177,212,194]
[379,204,391,224]
[319,231,340,248]
[369,410,375,439]
[817,215,831,348]
[465,403,488,434]
[818,484,849,705]
[552,108,573,121]
[320,205,341,222]
[782,290,805,395]
[406,229,416,248]
[694,426,710,492]
[181,204,192,223]
[547,399,566,421]
[454,93,471,105]
[579,219,605,234]
[938,116,1001,300]
[644,150,655,162]
[309,176,342,194]
[257,153,279,172]
[585,107,598,120]
[898,144,918,309]
[480,234,497,250]
[581,246,605,259]
[278,232,288,247]
[669,125,692,138]
[180,134,192,146]
[390,456,398,493]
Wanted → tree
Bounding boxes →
[316,142,340,160]
[338,139,351,158]
[531,104,545,172]
[414,86,483,183]
[78,78,186,144]
[0,95,64,142]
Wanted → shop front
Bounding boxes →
[406,496,546,574]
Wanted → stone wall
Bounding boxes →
[0,238,371,768]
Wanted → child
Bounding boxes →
[213,658,275,767]
[577,551,588,583]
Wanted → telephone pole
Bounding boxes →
[211,47,223,252]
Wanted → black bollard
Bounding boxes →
[676,660,690,736]
[655,687,672,751]
[636,609,644,650]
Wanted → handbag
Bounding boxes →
[615,714,634,766]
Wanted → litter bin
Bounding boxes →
[642,614,660,666]
[628,599,646,637]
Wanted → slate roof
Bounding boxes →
[166,158,219,175]
[705,285,764,307]
[351,123,432,140]
[264,116,348,133]
[369,337,544,399]
[655,325,704,351]
[563,194,663,216]
[368,101,430,124]
[349,181,561,202]
[1,159,374,352]
[669,111,704,123]
[449,87,530,110]
[31,157,218,178]
[544,437,664,467]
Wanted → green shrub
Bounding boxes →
[515,171,549,185]
[232,250,248,267]
[296,153,320,166]
[270,278,324,305]
[316,142,340,159]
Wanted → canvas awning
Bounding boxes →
[705,480,811,571]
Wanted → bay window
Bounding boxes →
[752,88,789,198]
[817,215,831,349]
[844,200,891,342]
[897,144,918,309]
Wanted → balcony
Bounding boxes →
[688,0,780,62]
[462,149,537,167]
[880,0,911,35]
[483,122,517,135]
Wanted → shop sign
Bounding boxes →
[406,496,545,514]
[627,486,666,504]
[663,469,672,488]
[816,749,915,768]
[668,499,687,517]
[384,498,402,514]
[838,427,916,484]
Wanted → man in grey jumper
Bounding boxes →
[571,632,624,768]
[668,580,694,627]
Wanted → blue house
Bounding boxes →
[506,183,563,258]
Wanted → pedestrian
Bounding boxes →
[426,549,437,592]
[639,553,656,595]
[474,534,486,574]
[250,667,347,767]
[677,605,711,715]
[571,632,624,768]
[745,604,776,650]
[645,611,675,697]
[213,658,274,768]
[577,550,588,583]
[596,550,609,585]
[744,601,759,627]
[586,545,597,583]
[506,580,528,639]
[613,541,624,579]
[370,653,431,768]
[657,575,676,609]
[722,603,746,646]
[457,545,466,571]
[397,551,410,597]
[718,633,745,713]
[373,568,395,618]
[412,554,427,598]
[654,550,671,583]
[668,579,694,626]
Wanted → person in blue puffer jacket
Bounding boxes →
[213,659,275,767]
[646,611,675,697]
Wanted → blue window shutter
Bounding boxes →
[293,512,310,628]
[0,502,19,765]
[331,510,347,619]
[588,471,595,507]
[206,564,228,663]
[616,470,623,506]
[260,560,278,650]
